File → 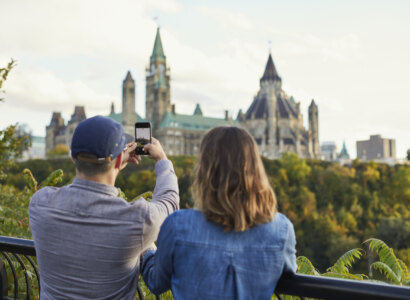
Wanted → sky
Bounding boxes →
[0,0,409,158]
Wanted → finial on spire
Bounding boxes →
[268,40,272,53]
[153,16,160,28]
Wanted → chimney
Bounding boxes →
[171,104,176,115]
[110,102,115,114]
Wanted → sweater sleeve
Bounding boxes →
[143,159,180,247]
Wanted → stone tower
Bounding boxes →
[308,99,320,158]
[66,106,86,147]
[146,27,171,134]
[122,71,137,135]
[45,112,65,155]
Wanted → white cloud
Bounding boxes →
[198,6,254,31]
[5,65,116,115]
[0,1,409,159]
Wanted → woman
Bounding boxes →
[141,126,296,299]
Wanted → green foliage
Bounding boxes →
[326,248,364,276]
[0,124,31,180]
[365,238,409,285]
[4,154,410,273]
[0,59,16,102]
[47,143,70,157]
[296,256,320,275]
[0,60,31,180]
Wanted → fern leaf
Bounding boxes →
[39,169,63,188]
[322,271,364,280]
[117,188,128,200]
[364,238,403,282]
[327,248,363,274]
[296,256,320,275]
[398,259,409,284]
[371,261,401,284]
[23,169,38,192]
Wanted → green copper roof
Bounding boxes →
[107,112,146,124]
[339,141,350,159]
[150,27,166,63]
[193,103,203,116]
[159,111,238,131]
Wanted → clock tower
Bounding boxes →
[145,27,171,134]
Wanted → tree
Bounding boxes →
[407,149,410,161]
[0,59,16,102]
[47,144,70,157]
[0,60,31,179]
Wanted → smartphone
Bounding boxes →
[135,122,151,155]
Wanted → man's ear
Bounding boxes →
[115,152,122,169]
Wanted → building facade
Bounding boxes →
[241,54,320,159]
[356,134,396,161]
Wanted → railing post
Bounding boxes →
[0,259,8,300]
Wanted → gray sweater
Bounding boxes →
[29,159,179,300]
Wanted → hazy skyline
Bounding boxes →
[1,0,409,158]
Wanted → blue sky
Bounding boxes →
[0,0,409,158]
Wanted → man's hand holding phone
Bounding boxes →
[144,138,167,162]
[120,142,142,170]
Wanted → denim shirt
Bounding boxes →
[141,209,296,300]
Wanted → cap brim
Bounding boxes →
[125,133,134,143]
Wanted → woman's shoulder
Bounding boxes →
[165,209,205,226]
[273,212,293,226]
[261,212,294,238]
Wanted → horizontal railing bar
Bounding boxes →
[276,273,410,300]
[1,236,410,300]
[0,237,35,256]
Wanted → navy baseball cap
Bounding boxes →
[71,116,128,164]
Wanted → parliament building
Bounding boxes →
[46,28,320,159]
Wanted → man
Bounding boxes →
[29,116,179,299]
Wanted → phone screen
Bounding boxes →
[135,123,151,155]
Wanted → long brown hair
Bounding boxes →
[193,126,277,231]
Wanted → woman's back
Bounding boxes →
[141,126,297,299]
[142,209,296,300]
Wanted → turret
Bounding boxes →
[193,103,203,116]
[308,99,320,158]
[122,71,137,132]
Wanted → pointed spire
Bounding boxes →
[193,103,203,116]
[237,109,244,121]
[339,141,350,159]
[261,53,281,82]
[124,71,133,82]
[309,99,318,111]
[150,27,166,63]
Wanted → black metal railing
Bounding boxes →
[1,236,410,300]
